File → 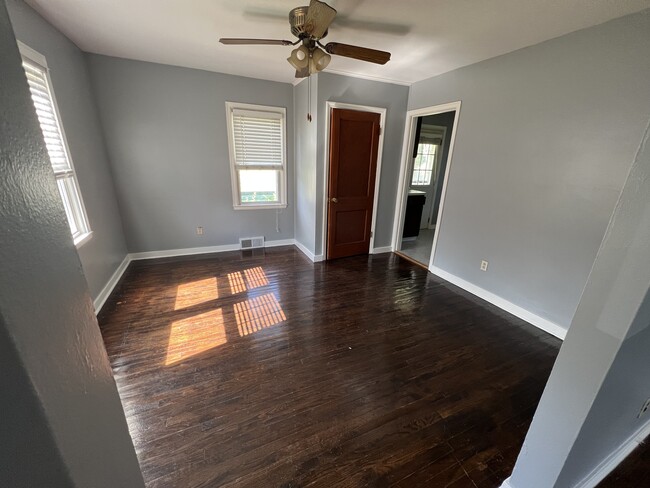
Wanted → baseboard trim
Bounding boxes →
[264,238,296,248]
[372,246,393,254]
[573,420,650,488]
[499,478,512,488]
[294,240,320,262]
[128,238,296,261]
[129,243,239,260]
[430,266,567,340]
[93,254,131,315]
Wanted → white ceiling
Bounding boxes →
[25,0,650,85]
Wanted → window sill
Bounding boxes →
[74,231,93,249]
[233,204,287,211]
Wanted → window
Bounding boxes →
[19,43,91,246]
[226,102,287,209]
[411,143,438,186]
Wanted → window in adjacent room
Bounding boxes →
[411,142,438,186]
[226,102,287,209]
[18,42,92,247]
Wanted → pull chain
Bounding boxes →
[307,71,312,122]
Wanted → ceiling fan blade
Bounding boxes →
[295,67,310,78]
[219,38,293,46]
[304,0,337,39]
[324,42,391,65]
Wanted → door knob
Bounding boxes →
[331,197,338,203]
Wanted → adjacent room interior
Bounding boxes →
[395,108,458,268]
[2,1,650,487]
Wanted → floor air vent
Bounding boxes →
[240,236,265,250]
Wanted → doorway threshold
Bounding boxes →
[394,251,429,270]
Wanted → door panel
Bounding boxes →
[327,108,381,260]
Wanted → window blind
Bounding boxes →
[232,109,284,168]
[22,59,72,175]
[20,45,91,243]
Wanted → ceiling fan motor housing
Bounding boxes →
[289,7,308,37]
[289,6,328,39]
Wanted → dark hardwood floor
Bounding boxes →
[99,246,564,487]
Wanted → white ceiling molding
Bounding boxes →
[25,0,650,85]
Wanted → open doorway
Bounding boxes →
[392,102,461,268]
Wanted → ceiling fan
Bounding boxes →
[220,0,391,78]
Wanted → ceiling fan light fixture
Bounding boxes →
[287,45,309,69]
[221,1,393,78]
[310,47,331,73]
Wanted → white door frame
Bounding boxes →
[322,101,387,260]
[391,101,462,270]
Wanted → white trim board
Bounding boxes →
[503,420,650,488]
[128,238,296,261]
[293,240,324,262]
[573,419,650,488]
[291,70,412,87]
[372,246,393,254]
[130,243,239,260]
[391,101,462,273]
[322,101,387,261]
[324,69,412,87]
[93,254,131,314]
[430,266,567,340]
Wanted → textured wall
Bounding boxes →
[7,0,128,301]
[408,9,650,329]
[86,54,295,253]
[0,1,143,485]
[316,72,409,255]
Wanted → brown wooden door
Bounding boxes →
[327,108,381,260]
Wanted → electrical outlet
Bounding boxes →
[196,226,203,235]
[638,398,650,418]
[480,260,489,271]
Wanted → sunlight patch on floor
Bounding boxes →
[174,277,219,310]
[227,271,246,294]
[165,308,227,365]
[234,293,286,337]
[228,266,270,295]
[244,266,269,289]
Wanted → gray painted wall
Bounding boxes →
[7,0,128,301]
[294,77,319,254]
[293,76,318,255]
[86,54,294,253]
[509,114,650,488]
[316,72,409,256]
[408,9,650,330]
[0,2,144,484]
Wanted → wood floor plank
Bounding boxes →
[98,247,564,487]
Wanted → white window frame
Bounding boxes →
[411,142,439,186]
[225,102,288,210]
[18,41,92,248]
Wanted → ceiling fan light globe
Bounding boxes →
[288,46,310,70]
[311,47,331,72]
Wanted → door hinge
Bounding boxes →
[378,126,382,135]
[370,231,373,238]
